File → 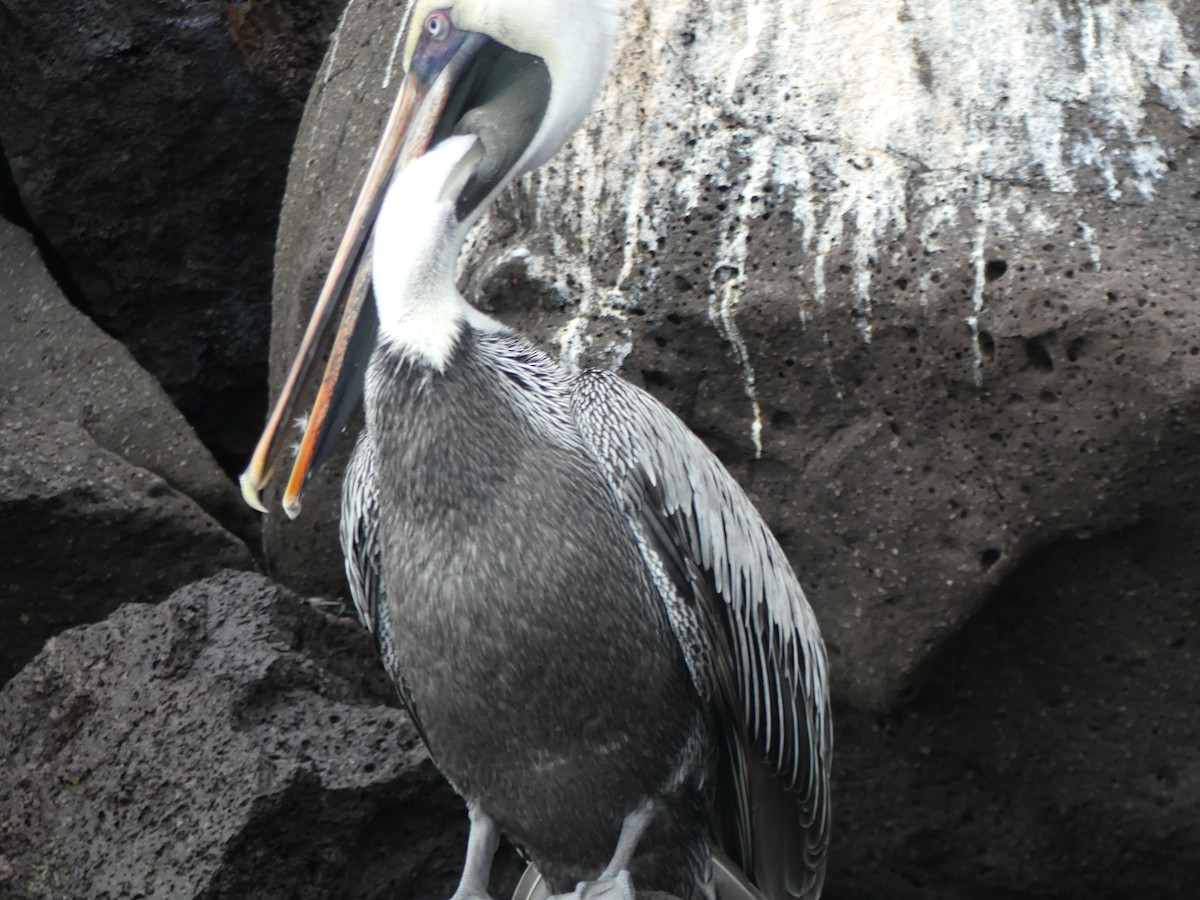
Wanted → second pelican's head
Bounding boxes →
[241,0,622,517]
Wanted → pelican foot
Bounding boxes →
[550,869,636,900]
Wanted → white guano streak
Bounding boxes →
[383,14,406,89]
[466,0,1200,395]
[703,0,768,457]
[550,122,635,372]
[321,0,352,88]
[709,137,772,458]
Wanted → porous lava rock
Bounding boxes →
[830,506,1200,898]
[0,570,524,899]
[462,0,1200,712]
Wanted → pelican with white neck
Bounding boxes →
[370,135,500,372]
[240,2,831,898]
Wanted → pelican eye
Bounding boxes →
[425,10,450,41]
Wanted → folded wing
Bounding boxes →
[571,370,831,900]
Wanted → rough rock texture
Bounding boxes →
[0,217,254,542]
[0,0,345,474]
[0,401,256,686]
[0,571,524,900]
[258,0,1200,896]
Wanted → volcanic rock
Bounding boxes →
[0,570,524,900]
[831,506,1200,898]
[461,0,1200,710]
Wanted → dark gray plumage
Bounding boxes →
[339,319,831,899]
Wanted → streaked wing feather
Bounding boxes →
[570,370,831,900]
[341,431,383,633]
[339,431,429,747]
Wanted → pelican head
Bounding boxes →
[240,0,620,517]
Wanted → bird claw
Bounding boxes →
[551,869,636,900]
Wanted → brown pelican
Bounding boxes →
[241,1,830,898]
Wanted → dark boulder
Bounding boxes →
[0,0,346,474]
[0,217,253,541]
[263,0,416,596]
[831,507,1200,898]
[457,1,1200,711]
[0,400,255,685]
[0,570,523,899]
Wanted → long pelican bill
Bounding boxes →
[240,36,486,517]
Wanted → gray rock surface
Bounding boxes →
[0,401,255,685]
[0,0,345,473]
[0,142,24,226]
[0,570,524,899]
[832,506,1200,898]
[0,217,254,541]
